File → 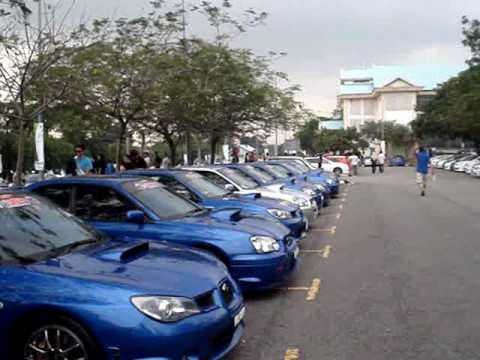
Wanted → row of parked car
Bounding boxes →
[0,157,341,360]
[431,153,480,176]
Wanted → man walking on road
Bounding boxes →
[378,152,386,174]
[371,152,378,174]
[416,146,431,197]
[348,153,360,176]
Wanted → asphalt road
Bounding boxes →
[227,167,480,360]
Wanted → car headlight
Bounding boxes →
[131,296,200,323]
[250,236,280,253]
[267,208,292,219]
[302,188,316,196]
[315,184,326,192]
[293,197,310,208]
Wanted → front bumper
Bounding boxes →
[229,239,299,291]
[282,216,307,238]
[100,295,244,360]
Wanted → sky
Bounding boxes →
[72,0,480,116]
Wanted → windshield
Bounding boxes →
[218,168,259,190]
[288,161,310,173]
[123,180,200,219]
[179,172,229,198]
[0,194,98,264]
[276,163,303,176]
[261,164,290,179]
[243,165,275,184]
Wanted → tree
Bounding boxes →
[411,17,480,148]
[0,0,77,184]
[297,117,319,154]
[361,121,413,149]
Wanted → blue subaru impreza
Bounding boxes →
[28,177,299,291]
[0,192,244,360]
[121,169,309,238]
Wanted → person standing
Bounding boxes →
[123,150,147,170]
[349,153,360,176]
[416,146,431,197]
[378,152,386,174]
[318,151,324,169]
[371,152,378,174]
[66,144,93,176]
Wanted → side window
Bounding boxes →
[34,185,72,211]
[157,177,200,203]
[74,186,137,222]
[201,172,230,188]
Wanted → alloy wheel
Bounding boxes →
[24,325,88,360]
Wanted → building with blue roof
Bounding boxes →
[337,64,466,130]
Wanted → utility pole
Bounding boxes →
[36,0,46,179]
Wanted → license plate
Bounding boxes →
[234,307,246,327]
[293,246,300,259]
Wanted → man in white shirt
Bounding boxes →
[378,152,386,174]
[348,153,360,176]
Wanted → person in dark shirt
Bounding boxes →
[123,150,147,170]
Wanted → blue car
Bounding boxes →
[0,192,245,360]
[121,169,309,238]
[225,163,326,209]
[389,155,407,167]
[267,160,340,196]
[28,177,299,291]
[249,162,331,206]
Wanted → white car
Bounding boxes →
[465,158,480,174]
[471,163,480,177]
[302,157,350,175]
[183,166,319,223]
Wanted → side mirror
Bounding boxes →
[126,210,146,224]
[224,183,235,192]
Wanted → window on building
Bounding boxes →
[416,95,435,111]
[350,100,362,115]
[363,99,376,116]
[384,93,414,111]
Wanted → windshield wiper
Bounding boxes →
[50,238,101,257]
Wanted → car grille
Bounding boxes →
[195,290,216,311]
[219,279,234,305]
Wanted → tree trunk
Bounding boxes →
[210,137,218,165]
[14,117,26,186]
[115,123,126,171]
[165,136,177,167]
[186,131,193,165]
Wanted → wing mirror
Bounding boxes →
[126,210,146,224]
[224,183,235,192]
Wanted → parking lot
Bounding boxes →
[228,167,480,360]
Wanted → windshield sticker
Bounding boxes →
[134,180,163,191]
[0,195,38,209]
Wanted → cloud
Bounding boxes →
[72,0,480,113]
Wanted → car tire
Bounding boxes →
[333,168,343,175]
[13,315,102,360]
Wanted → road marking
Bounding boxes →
[311,226,336,235]
[284,286,310,291]
[306,278,321,301]
[284,348,300,360]
[322,245,332,258]
[300,245,332,258]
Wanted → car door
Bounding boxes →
[72,185,147,240]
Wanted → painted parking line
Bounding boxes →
[300,245,332,258]
[311,226,336,235]
[306,278,321,301]
[284,348,300,360]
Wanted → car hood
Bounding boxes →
[224,194,298,212]
[180,209,291,240]
[27,240,227,297]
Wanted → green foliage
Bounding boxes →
[361,121,413,148]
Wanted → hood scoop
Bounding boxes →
[209,208,244,222]
[99,242,151,263]
[242,192,262,200]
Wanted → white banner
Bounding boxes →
[34,121,45,171]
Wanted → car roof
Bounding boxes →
[29,176,142,187]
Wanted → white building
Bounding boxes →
[337,65,466,130]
